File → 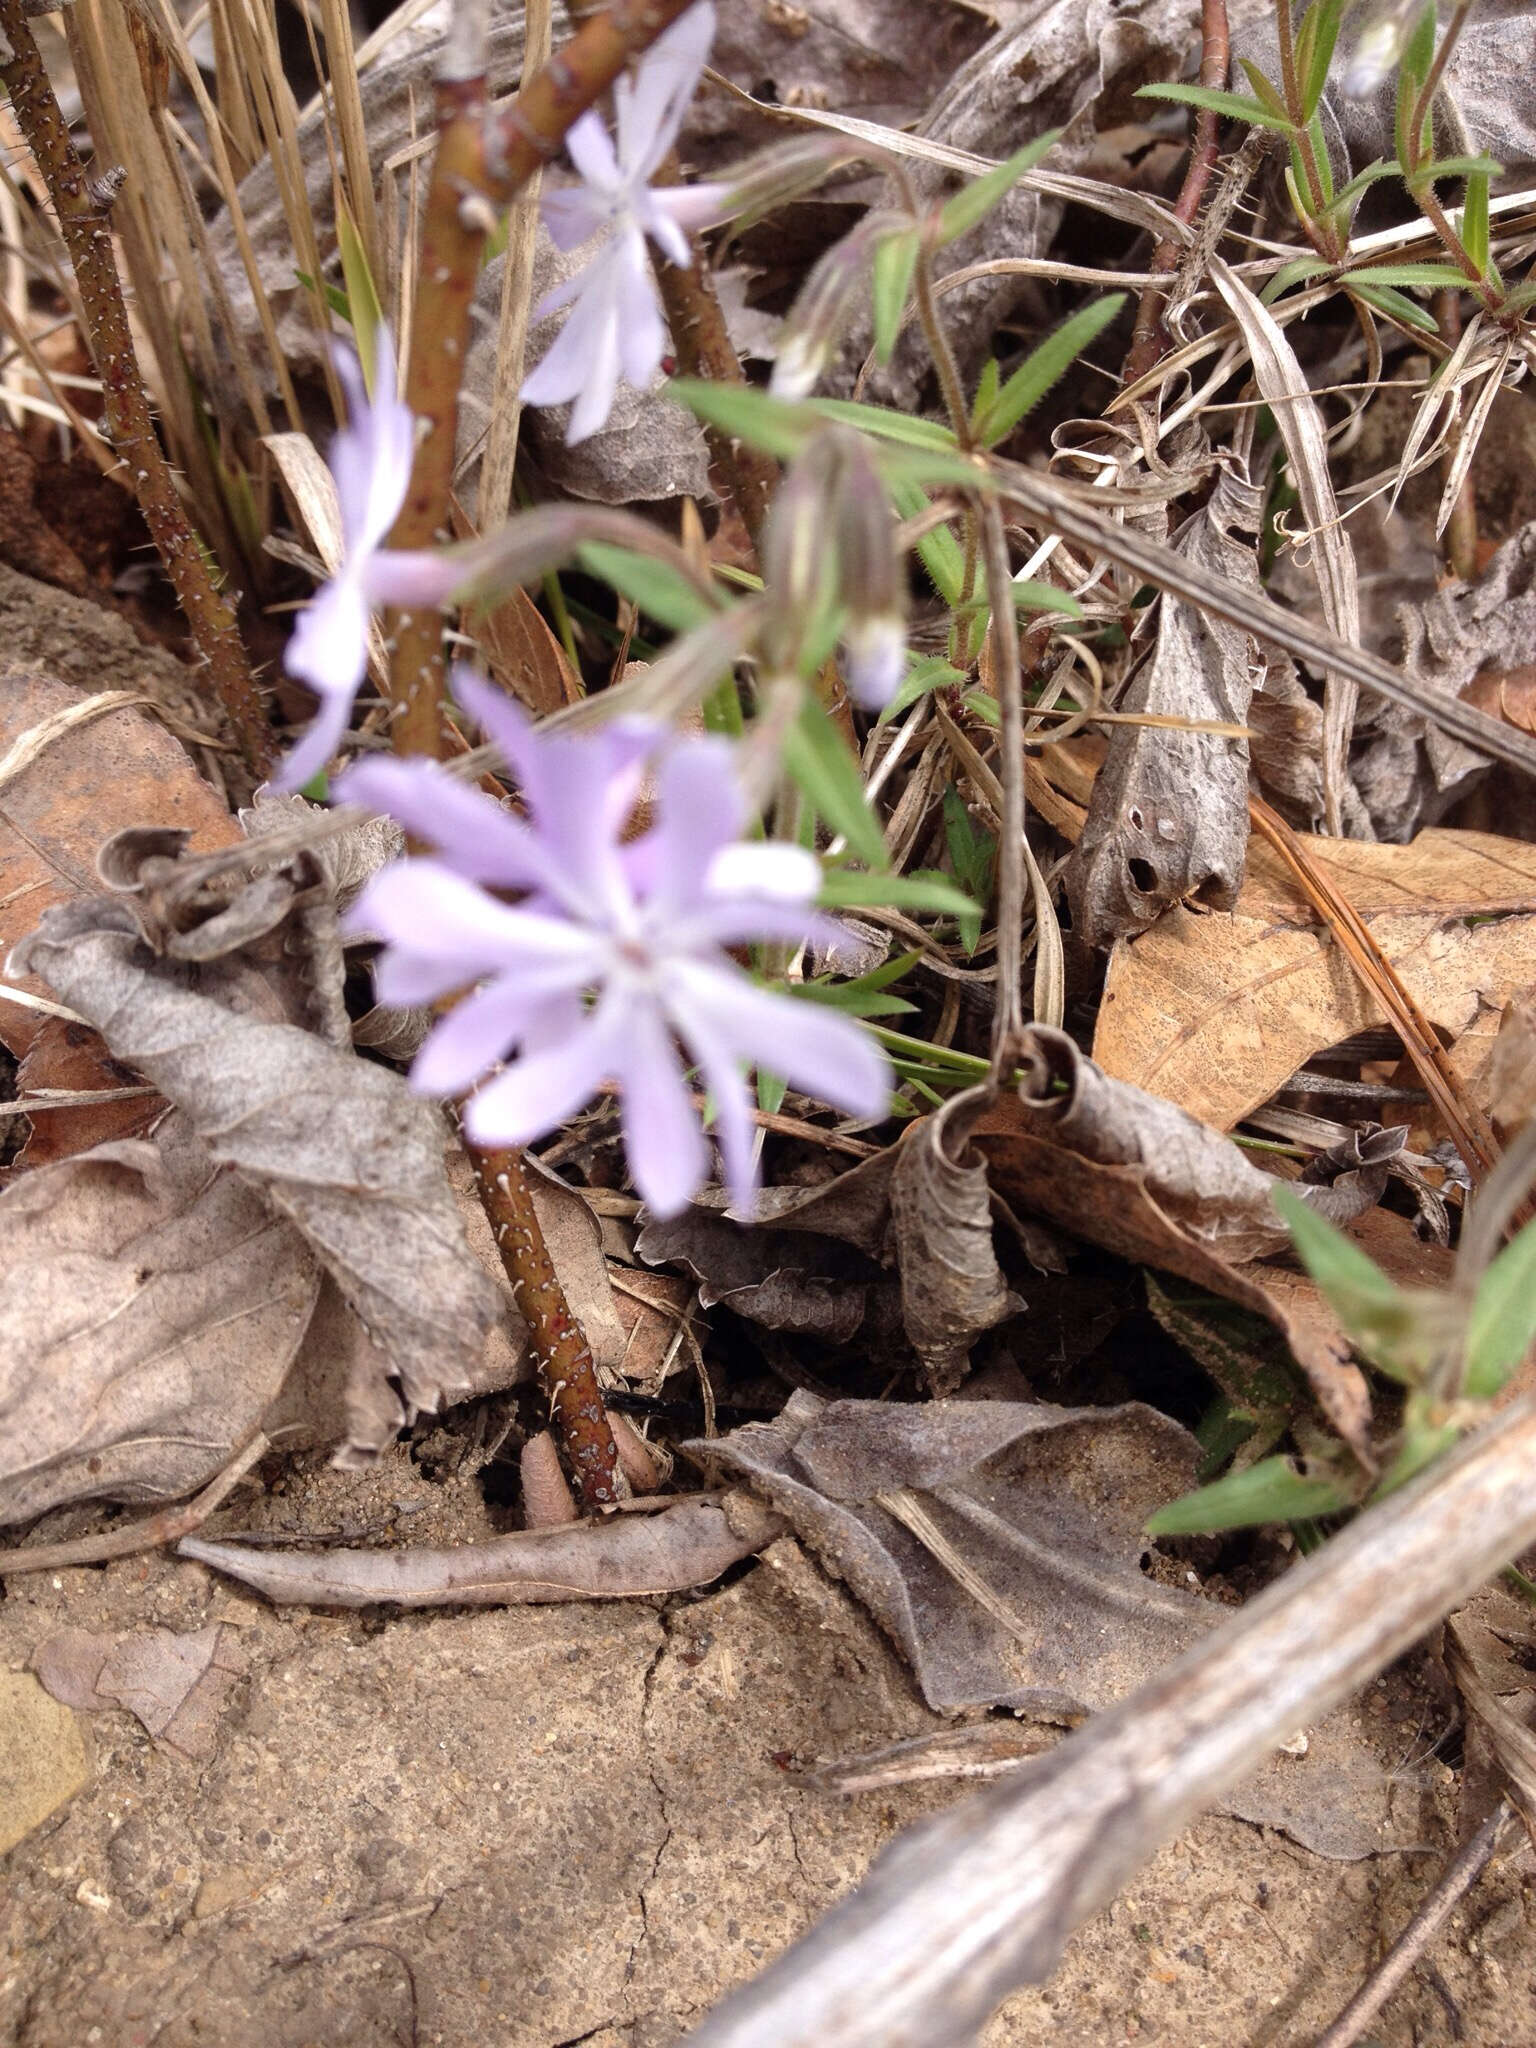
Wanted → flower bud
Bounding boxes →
[1341,0,1428,96]
[758,436,842,672]
[831,434,907,709]
[770,210,906,400]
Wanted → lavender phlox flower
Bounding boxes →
[276,325,460,792]
[338,670,890,1218]
[521,1,726,446]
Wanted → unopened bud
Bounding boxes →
[759,437,841,671]
[832,435,906,709]
[770,210,905,401]
[711,134,866,239]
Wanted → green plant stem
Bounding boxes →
[978,498,1026,1062]
[0,0,271,777]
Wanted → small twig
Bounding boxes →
[0,0,270,776]
[466,1140,621,1511]
[0,1432,270,1576]
[1247,795,1501,1184]
[1311,1801,1512,2048]
[1125,0,1229,383]
[652,231,778,548]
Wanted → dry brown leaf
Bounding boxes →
[968,1028,1415,1453]
[33,1623,247,1761]
[1064,468,1269,947]
[888,1088,1022,1393]
[11,1015,160,1168]
[466,578,583,716]
[0,672,236,1068]
[1094,825,1536,1134]
[703,1391,1418,1859]
[0,1111,318,1527]
[12,899,498,1462]
[1446,1592,1536,1849]
[178,1493,785,1607]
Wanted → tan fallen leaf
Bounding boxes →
[1094,825,1536,1135]
[33,1623,247,1761]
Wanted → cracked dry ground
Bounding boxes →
[3,1453,1533,2047]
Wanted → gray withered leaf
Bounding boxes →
[11,899,497,1461]
[704,1392,1434,1858]
[1065,466,1269,949]
[0,1110,318,1526]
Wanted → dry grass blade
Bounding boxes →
[1208,259,1360,835]
[685,1397,1536,2047]
[1247,795,1501,1181]
[990,457,1536,777]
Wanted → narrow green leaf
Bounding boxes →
[969,355,1001,437]
[877,652,967,725]
[1261,254,1332,303]
[872,227,920,364]
[1014,579,1083,615]
[1465,1214,1536,1398]
[942,785,995,952]
[1299,0,1344,119]
[335,201,382,388]
[1373,1414,1462,1498]
[757,1068,788,1117]
[1341,261,1472,288]
[818,866,978,918]
[1345,281,1441,333]
[1306,114,1334,202]
[974,294,1126,448]
[936,133,1060,247]
[1236,59,1291,122]
[1407,152,1504,185]
[1461,168,1491,277]
[783,695,888,868]
[575,543,715,634]
[806,396,959,449]
[1272,1185,1423,1383]
[888,479,966,605]
[1137,83,1296,136]
[1145,1454,1355,1535]
[668,376,812,458]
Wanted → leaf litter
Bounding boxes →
[6,1,1536,2043]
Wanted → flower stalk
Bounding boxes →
[0,0,271,777]
[380,0,718,1509]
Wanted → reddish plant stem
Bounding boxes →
[388,2,722,1512]
[468,1143,620,1510]
[0,0,271,776]
[1124,0,1229,384]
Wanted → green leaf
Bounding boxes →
[1298,0,1344,119]
[1136,83,1296,136]
[575,542,715,634]
[1395,3,1436,167]
[1260,254,1332,303]
[818,866,978,918]
[806,397,959,450]
[941,785,995,952]
[1305,114,1334,202]
[872,228,920,364]
[1462,168,1491,278]
[335,201,382,389]
[783,695,888,868]
[887,478,966,605]
[1373,1412,1462,1498]
[1013,578,1082,615]
[1410,153,1504,186]
[1272,1186,1423,1382]
[1236,59,1291,122]
[294,268,350,322]
[1341,261,1472,289]
[1465,1214,1536,1398]
[668,377,813,458]
[878,652,967,724]
[936,133,1060,246]
[1145,1454,1355,1535]
[757,1068,788,1117]
[969,355,1001,437]
[1345,281,1440,333]
[974,295,1126,448]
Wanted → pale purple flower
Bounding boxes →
[521,2,725,445]
[337,671,890,1218]
[277,326,459,791]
